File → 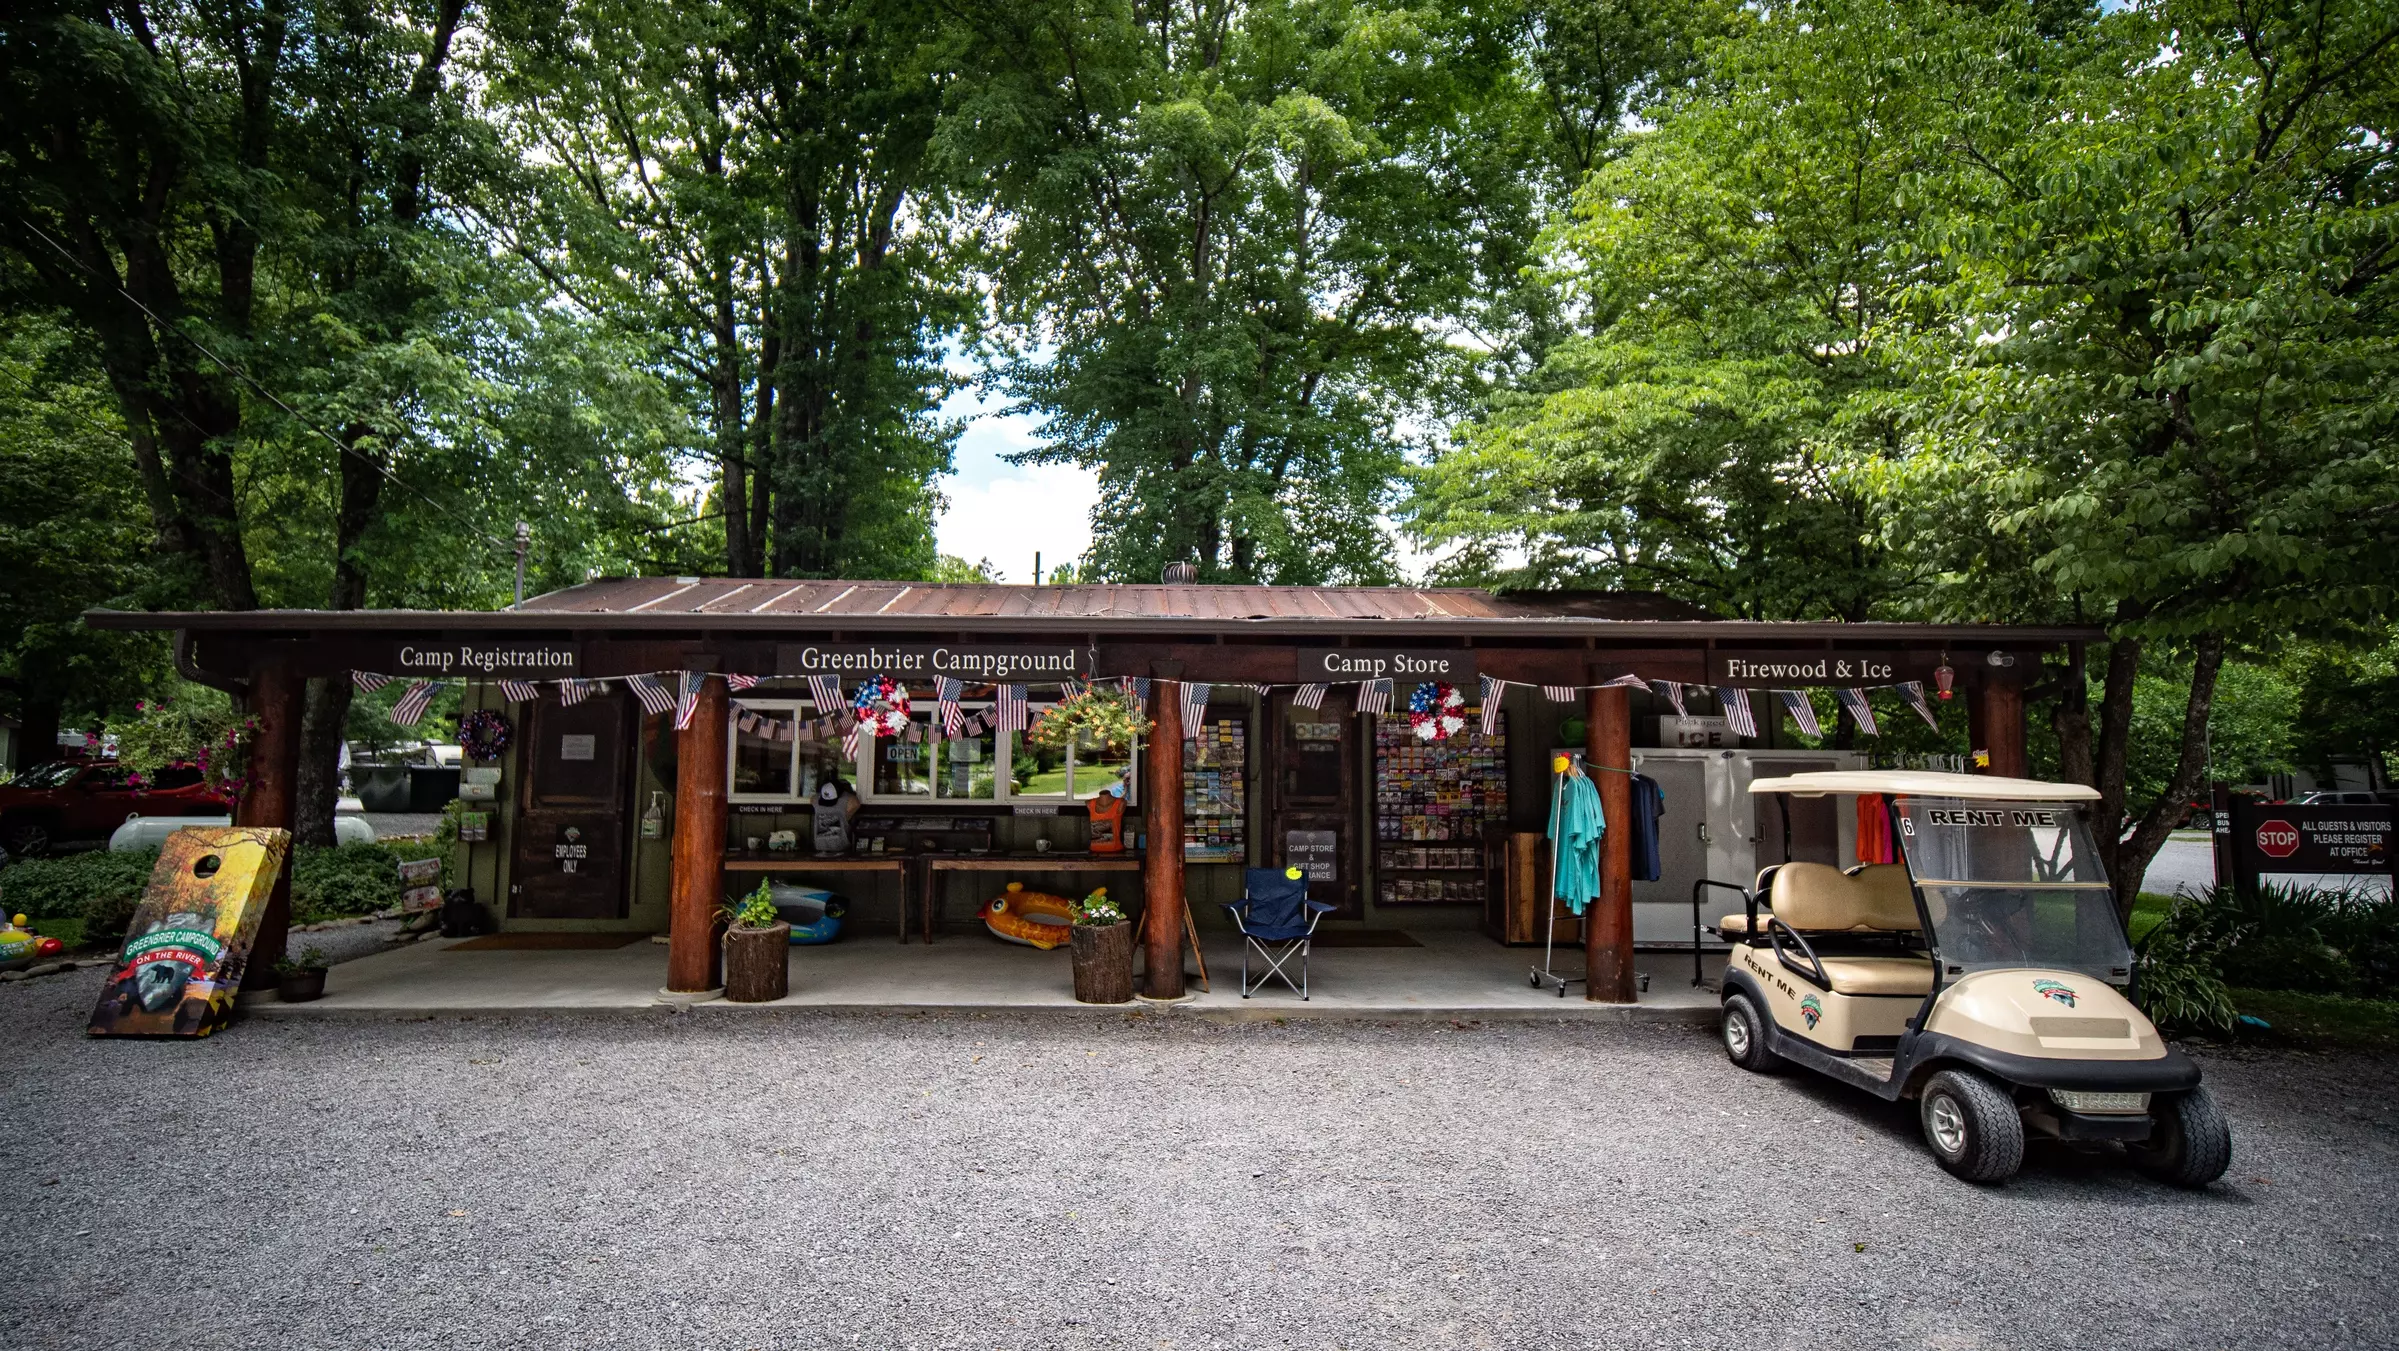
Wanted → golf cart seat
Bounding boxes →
[1814,956,1937,997]
[1718,862,1920,936]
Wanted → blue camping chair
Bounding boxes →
[1223,867,1336,999]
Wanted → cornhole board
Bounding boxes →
[88,826,291,1038]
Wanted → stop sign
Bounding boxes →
[2256,820,2301,859]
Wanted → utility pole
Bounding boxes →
[1033,551,1041,586]
[513,521,531,607]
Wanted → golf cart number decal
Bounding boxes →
[1800,995,1823,1029]
[1924,808,2061,828]
[2032,978,2077,1008]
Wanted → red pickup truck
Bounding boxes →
[0,761,230,855]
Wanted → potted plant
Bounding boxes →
[721,882,791,1003]
[1068,886,1134,1004]
[276,947,329,1003]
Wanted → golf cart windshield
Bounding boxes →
[1895,797,2133,985]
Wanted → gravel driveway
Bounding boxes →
[2,971,2391,1351]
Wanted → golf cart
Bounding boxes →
[1714,770,2229,1186]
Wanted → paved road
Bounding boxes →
[3,971,2392,1351]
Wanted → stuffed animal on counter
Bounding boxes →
[977,883,1075,950]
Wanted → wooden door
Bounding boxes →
[511,694,635,919]
[1266,692,1359,918]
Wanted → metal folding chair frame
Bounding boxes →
[1224,899,1335,1000]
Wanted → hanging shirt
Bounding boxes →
[1628,773,1666,883]
[1856,793,1895,865]
[1549,771,1605,915]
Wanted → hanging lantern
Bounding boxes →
[1933,662,1955,701]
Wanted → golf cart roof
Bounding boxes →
[1745,770,2101,801]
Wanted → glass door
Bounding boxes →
[1267,691,1359,918]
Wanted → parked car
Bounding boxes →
[0,761,230,855]
[2293,790,2397,806]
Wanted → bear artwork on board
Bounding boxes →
[89,826,291,1038]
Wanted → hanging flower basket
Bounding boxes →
[460,709,512,763]
[1025,684,1149,752]
[1408,682,1467,742]
[851,676,912,737]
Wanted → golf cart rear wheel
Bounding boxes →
[1919,1069,2024,1184]
[2127,1086,2232,1188]
[1721,993,1780,1073]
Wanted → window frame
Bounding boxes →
[724,694,1142,806]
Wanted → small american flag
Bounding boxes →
[1651,680,1688,718]
[842,722,864,760]
[1595,673,1648,690]
[1718,687,1757,739]
[1777,689,1821,739]
[1542,685,1580,703]
[1479,676,1504,735]
[935,676,964,738]
[559,678,601,707]
[1060,679,1087,700]
[1896,681,1939,730]
[389,681,438,726]
[497,679,539,704]
[628,674,676,717]
[351,671,391,694]
[807,675,842,713]
[1836,687,1880,737]
[725,674,760,693]
[673,671,706,731]
[1293,683,1327,710]
[1129,676,1151,703]
[1178,681,1210,731]
[993,684,1029,733]
[1354,678,1392,715]
[964,712,987,737]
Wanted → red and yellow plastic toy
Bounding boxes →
[977,883,1076,949]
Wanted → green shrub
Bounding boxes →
[2137,882,2393,1004]
[2135,950,2240,1035]
[0,848,158,947]
[290,841,440,923]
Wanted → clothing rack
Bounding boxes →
[1531,752,1588,997]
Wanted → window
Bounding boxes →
[725,699,851,804]
[723,693,1139,804]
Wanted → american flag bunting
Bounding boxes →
[726,674,760,693]
[1542,685,1580,703]
[628,674,676,717]
[1896,680,1939,730]
[994,684,1029,733]
[807,675,842,714]
[1836,687,1880,737]
[935,676,964,738]
[389,681,438,726]
[351,671,391,694]
[1479,676,1504,735]
[673,671,705,731]
[1652,680,1688,718]
[1355,678,1392,715]
[497,679,539,704]
[1717,687,1758,739]
[1178,681,1211,731]
[1293,683,1327,710]
[1778,690,1822,739]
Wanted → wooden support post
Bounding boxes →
[1977,678,2026,778]
[1142,677,1186,999]
[1584,686,1637,1003]
[236,658,303,991]
[667,675,729,993]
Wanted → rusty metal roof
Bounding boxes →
[84,577,2104,645]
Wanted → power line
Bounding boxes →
[12,216,514,555]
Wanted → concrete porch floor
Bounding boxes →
[249,927,1726,1022]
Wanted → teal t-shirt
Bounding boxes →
[1548,771,1607,915]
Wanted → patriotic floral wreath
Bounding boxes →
[1408,681,1467,742]
[460,709,513,763]
[851,675,912,737]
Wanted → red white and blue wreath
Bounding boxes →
[460,709,513,762]
[851,675,913,737]
[1408,681,1467,742]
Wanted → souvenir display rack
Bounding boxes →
[1372,710,1506,904]
[1182,715,1247,862]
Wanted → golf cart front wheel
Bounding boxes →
[2128,1086,2232,1188]
[1721,993,1780,1074]
[1919,1069,2024,1184]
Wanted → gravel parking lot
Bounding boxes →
[2,970,2392,1351]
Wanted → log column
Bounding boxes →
[1977,674,2026,778]
[1141,677,1186,999]
[667,675,729,993]
[1584,685,1637,1003]
[237,657,303,991]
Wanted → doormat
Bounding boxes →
[1308,930,1422,948]
[444,933,650,951]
